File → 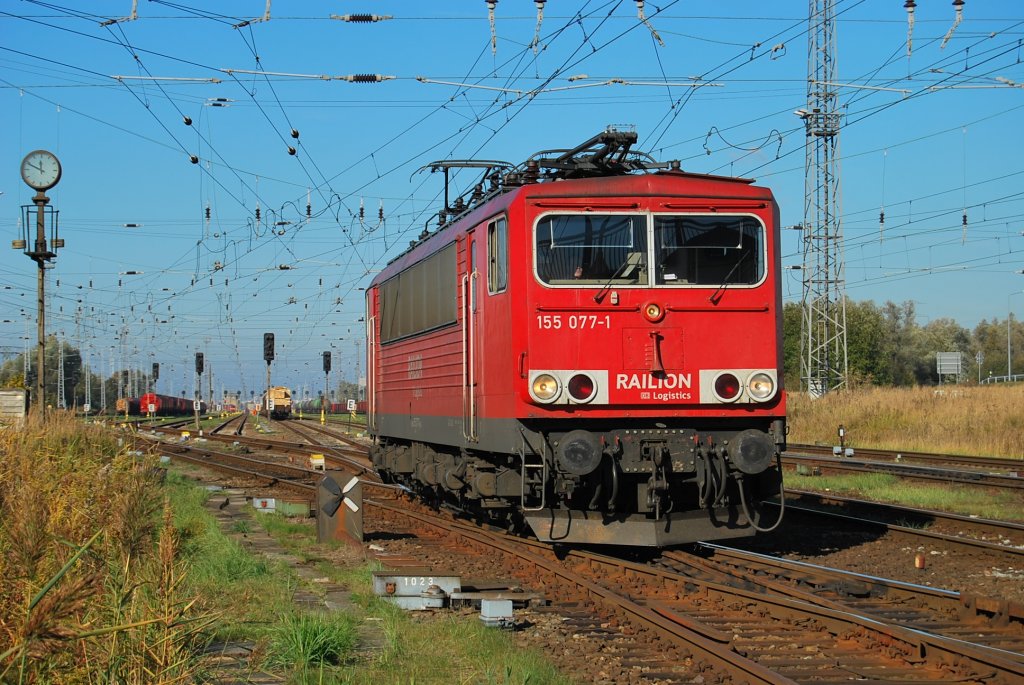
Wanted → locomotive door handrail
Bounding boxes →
[461,270,479,441]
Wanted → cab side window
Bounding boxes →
[488,216,507,294]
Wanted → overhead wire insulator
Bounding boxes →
[343,74,394,83]
[378,201,384,222]
[291,128,299,139]
[287,146,296,155]
[941,0,965,50]
[255,207,261,222]
[183,115,193,126]
[904,0,917,58]
[306,188,311,218]
[359,198,365,221]
[205,203,211,222]
[487,1,498,55]
[635,1,665,47]
[532,0,545,55]
[330,14,393,22]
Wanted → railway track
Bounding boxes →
[209,412,246,436]
[786,445,1024,490]
[372,498,1024,684]
[138,434,319,498]
[145,421,376,477]
[675,543,1024,661]
[779,489,1024,551]
[789,443,1024,473]
[276,417,370,455]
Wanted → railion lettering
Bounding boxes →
[615,372,692,390]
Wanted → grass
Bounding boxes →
[247,512,571,685]
[785,385,1024,520]
[268,611,358,669]
[787,384,1024,458]
[161,471,296,646]
[345,603,570,685]
[0,413,210,683]
[158,472,569,684]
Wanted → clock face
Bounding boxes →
[20,150,62,191]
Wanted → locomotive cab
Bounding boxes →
[515,179,785,545]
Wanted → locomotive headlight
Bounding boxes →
[713,372,742,402]
[531,373,560,403]
[746,372,776,401]
[642,301,665,323]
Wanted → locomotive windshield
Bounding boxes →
[535,214,648,285]
[534,213,764,287]
[653,216,764,286]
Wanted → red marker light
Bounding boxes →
[567,374,595,402]
[714,373,741,402]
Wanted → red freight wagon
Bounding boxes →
[139,392,202,416]
[366,130,786,546]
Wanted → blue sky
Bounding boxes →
[2,1,1022,398]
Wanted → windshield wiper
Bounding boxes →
[708,251,749,304]
[594,253,644,303]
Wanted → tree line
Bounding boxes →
[782,299,1023,388]
[0,336,149,410]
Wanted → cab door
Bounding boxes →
[461,232,479,441]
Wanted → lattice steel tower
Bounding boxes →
[799,0,848,396]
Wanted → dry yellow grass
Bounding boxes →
[787,384,1024,458]
[0,412,207,683]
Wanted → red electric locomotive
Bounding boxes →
[366,129,786,546]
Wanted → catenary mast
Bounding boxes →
[799,0,848,396]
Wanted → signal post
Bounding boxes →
[263,333,274,422]
[194,352,203,431]
[322,350,331,425]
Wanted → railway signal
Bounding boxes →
[263,332,274,422]
[263,332,275,362]
[194,352,203,431]
[322,351,331,425]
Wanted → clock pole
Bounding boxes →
[34,191,49,414]
[15,150,63,415]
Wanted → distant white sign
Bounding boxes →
[148,403,157,413]
[347,399,356,411]
[936,352,962,375]
[193,400,201,411]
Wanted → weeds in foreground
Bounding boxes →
[0,413,210,683]
[268,611,358,669]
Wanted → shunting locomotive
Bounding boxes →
[366,129,786,546]
[266,386,293,420]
